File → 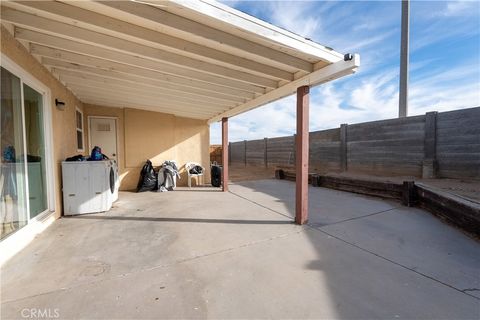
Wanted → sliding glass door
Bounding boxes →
[1,67,28,239]
[0,66,49,239]
[23,84,48,218]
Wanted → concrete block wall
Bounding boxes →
[347,115,426,176]
[266,136,295,167]
[229,107,480,180]
[246,138,266,166]
[230,140,246,166]
[436,108,480,179]
[309,128,342,173]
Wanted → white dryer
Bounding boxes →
[62,160,117,215]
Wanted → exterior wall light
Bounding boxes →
[55,98,66,110]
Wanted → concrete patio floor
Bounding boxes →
[1,179,479,319]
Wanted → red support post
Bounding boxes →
[296,86,309,224]
[222,117,229,192]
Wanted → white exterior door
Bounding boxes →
[88,117,117,162]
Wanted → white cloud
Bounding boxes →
[309,76,399,130]
[257,1,322,38]
[442,1,479,17]
[209,1,480,144]
[409,64,480,114]
[210,59,479,144]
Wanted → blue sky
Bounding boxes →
[210,0,480,143]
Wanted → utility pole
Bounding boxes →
[399,0,410,118]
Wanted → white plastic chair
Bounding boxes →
[185,162,205,187]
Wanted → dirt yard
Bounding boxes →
[229,165,480,203]
[324,172,480,202]
[229,165,276,182]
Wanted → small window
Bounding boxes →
[75,108,84,151]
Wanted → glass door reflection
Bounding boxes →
[23,84,48,218]
[0,67,28,239]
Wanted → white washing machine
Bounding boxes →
[62,160,118,215]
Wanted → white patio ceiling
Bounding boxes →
[1,0,360,122]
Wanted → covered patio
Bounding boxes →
[1,0,359,225]
[1,179,479,319]
[2,2,478,319]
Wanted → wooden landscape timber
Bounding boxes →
[275,168,480,238]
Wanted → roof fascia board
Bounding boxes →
[161,0,344,63]
[208,54,360,123]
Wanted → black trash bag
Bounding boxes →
[137,160,157,192]
[189,165,204,175]
[211,165,221,188]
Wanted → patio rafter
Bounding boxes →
[17,30,267,94]
[65,86,232,115]
[37,52,258,99]
[62,82,232,112]
[2,8,279,88]
[43,59,246,104]
[64,0,316,72]
[78,96,217,119]
[1,0,358,121]
[53,69,240,108]
[3,0,295,81]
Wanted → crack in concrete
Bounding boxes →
[310,206,401,228]
[230,189,480,302]
[308,225,480,301]
[3,190,478,308]
[141,228,305,274]
[230,188,403,227]
[228,190,294,220]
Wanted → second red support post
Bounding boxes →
[222,117,229,192]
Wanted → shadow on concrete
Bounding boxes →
[65,215,293,225]
[2,180,479,319]
[172,189,222,192]
[125,188,222,193]
[228,179,480,318]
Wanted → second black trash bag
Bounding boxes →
[136,160,157,192]
[211,165,221,188]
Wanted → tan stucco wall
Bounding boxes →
[84,105,210,190]
[2,23,210,218]
[1,25,85,219]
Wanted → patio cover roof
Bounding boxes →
[1,0,360,122]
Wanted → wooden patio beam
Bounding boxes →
[208,55,360,123]
[295,86,310,225]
